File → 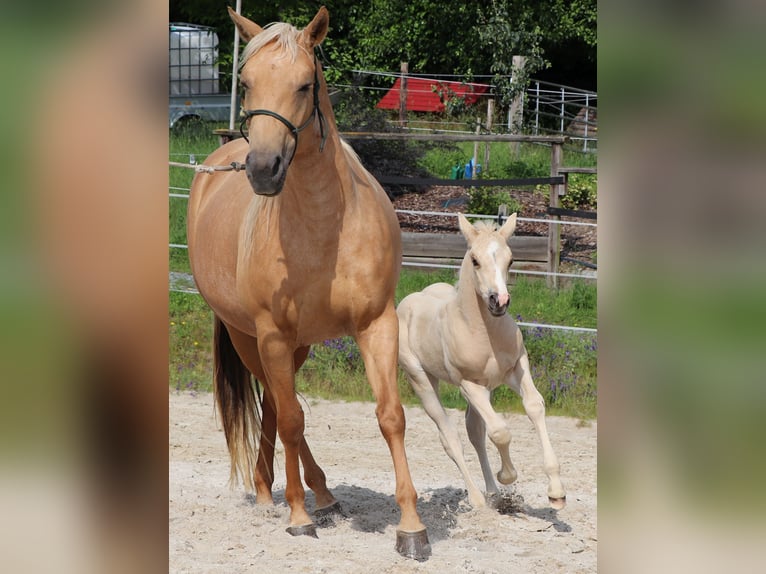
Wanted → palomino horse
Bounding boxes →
[187,7,430,560]
[397,214,566,510]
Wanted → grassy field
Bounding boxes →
[169,125,597,420]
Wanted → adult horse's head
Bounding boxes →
[229,6,329,196]
[458,213,517,317]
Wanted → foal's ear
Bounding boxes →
[227,6,263,43]
[301,6,329,48]
[499,213,518,241]
[458,213,479,244]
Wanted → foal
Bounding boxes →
[397,214,566,509]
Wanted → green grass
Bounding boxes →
[417,140,596,181]
[170,270,597,419]
[169,125,223,274]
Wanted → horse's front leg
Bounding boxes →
[459,380,518,486]
[256,332,315,535]
[254,346,337,511]
[356,306,431,560]
[510,352,566,509]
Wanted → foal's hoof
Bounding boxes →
[314,501,345,527]
[286,523,318,538]
[395,529,431,561]
[549,496,567,510]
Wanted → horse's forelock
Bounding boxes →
[239,22,306,69]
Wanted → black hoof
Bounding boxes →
[395,529,431,561]
[286,523,318,538]
[549,496,566,510]
[314,501,345,527]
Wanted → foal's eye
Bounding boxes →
[298,83,312,93]
[471,256,480,268]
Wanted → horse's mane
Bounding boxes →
[240,22,307,67]
[473,220,499,234]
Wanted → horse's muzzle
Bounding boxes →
[488,292,509,317]
[245,150,287,196]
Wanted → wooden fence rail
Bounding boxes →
[402,232,548,277]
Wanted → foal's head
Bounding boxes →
[229,7,329,196]
[458,213,518,317]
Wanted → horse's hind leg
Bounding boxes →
[255,384,277,504]
[510,352,566,509]
[293,346,339,514]
[465,403,500,497]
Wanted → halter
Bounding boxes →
[239,55,327,154]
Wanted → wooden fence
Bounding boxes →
[402,232,548,279]
[212,130,596,287]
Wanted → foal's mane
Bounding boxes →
[240,22,308,67]
[473,220,500,234]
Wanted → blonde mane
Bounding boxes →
[239,22,307,67]
[473,220,499,234]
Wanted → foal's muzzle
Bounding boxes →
[488,292,509,317]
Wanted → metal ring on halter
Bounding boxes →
[239,56,327,153]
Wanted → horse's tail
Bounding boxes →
[213,316,261,492]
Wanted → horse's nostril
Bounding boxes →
[271,156,281,178]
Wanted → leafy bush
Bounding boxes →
[561,174,597,209]
[467,187,521,217]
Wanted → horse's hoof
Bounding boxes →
[314,501,345,527]
[395,529,431,561]
[549,496,566,510]
[286,523,318,538]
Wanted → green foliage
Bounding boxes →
[467,188,521,217]
[169,0,596,93]
[560,174,597,209]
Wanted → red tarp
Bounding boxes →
[376,77,489,112]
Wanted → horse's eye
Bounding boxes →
[298,83,312,93]
[471,255,480,268]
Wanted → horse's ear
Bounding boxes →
[499,213,518,241]
[228,6,262,43]
[301,6,329,48]
[458,213,479,245]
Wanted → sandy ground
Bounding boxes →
[170,391,596,573]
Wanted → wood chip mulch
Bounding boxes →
[390,186,597,266]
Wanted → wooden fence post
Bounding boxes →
[547,142,563,288]
[472,118,480,179]
[399,62,408,127]
[484,99,494,175]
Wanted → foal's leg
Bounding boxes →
[465,403,499,497]
[356,307,429,551]
[459,381,518,486]
[404,368,487,507]
[509,352,566,509]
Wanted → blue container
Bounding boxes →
[464,160,473,179]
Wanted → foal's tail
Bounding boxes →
[213,316,261,492]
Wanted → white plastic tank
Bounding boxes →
[169,23,220,96]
